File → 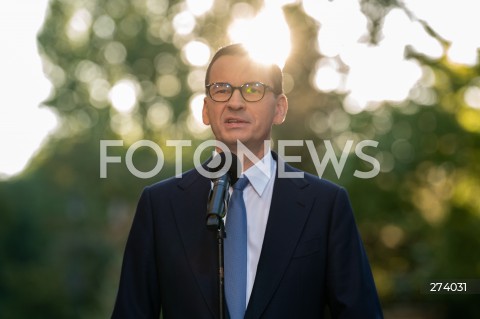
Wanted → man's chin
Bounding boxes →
[223,139,245,150]
[212,138,245,152]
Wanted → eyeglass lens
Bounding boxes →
[209,82,266,102]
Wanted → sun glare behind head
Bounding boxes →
[228,4,291,69]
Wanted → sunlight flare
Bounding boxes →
[228,3,291,68]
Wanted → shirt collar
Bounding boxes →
[242,151,276,197]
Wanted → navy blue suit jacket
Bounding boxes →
[112,154,383,318]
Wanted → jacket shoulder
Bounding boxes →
[145,166,205,193]
[303,170,344,192]
[281,161,344,194]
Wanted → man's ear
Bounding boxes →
[273,94,288,125]
[202,97,210,125]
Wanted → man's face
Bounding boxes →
[202,55,287,156]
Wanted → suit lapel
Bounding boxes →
[171,168,219,318]
[246,159,314,318]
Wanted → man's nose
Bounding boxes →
[227,88,246,109]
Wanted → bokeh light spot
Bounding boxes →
[156,74,181,98]
[186,0,214,16]
[380,224,405,249]
[308,111,329,135]
[67,9,92,43]
[187,69,207,92]
[155,53,177,75]
[109,78,140,113]
[456,108,480,133]
[391,139,414,163]
[104,41,127,64]
[110,113,143,144]
[119,14,142,37]
[89,78,111,108]
[172,11,196,35]
[377,151,395,173]
[146,0,168,15]
[183,41,211,67]
[93,15,116,39]
[75,60,99,83]
[313,64,343,93]
[147,101,172,130]
[187,93,209,134]
[464,86,480,109]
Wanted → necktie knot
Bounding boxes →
[233,176,249,191]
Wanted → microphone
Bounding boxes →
[206,152,239,229]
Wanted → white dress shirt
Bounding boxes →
[226,151,276,306]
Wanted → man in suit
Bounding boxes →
[112,44,383,318]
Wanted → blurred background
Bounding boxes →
[1,0,479,318]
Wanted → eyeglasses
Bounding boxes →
[205,82,274,102]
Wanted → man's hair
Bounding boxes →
[205,43,284,95]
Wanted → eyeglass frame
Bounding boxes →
[205,81,275,102]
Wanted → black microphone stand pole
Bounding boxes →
[217,218,226,319]
[207,212,228,319]
[206,184,230,319]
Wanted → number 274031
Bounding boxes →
[429,282,467,293]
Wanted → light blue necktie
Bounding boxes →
[224,176,249,319]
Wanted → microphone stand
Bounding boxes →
[217,218,226,319]
[206,187,230,319]
[206,152,238,319]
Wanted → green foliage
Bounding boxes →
[1,0,479,318]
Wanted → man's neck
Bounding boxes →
[216,143,271,171]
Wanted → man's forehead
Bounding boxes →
[209,55,271,82]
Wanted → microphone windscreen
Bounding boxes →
[206,152,240,184]
[207,152,227,173]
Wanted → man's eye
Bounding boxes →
[214,88,229,95]
[245,86,260,94]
